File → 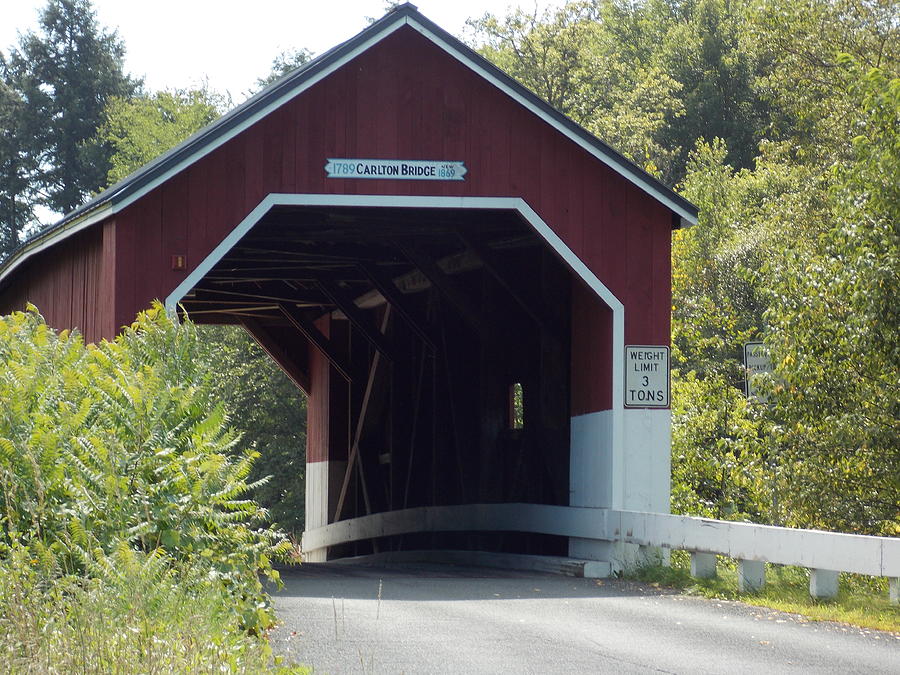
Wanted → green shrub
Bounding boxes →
[195,324,307,537]
[0,303,291,634]
[671,370,774,522]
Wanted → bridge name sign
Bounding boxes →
[325,158,467,181]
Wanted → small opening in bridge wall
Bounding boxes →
[509,382,524,429]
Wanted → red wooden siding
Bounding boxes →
[305,315,350,464]
[3,25,674,416]
[0,224,113,343]
[104,27,671,412]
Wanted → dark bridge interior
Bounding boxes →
[178,206,573,556]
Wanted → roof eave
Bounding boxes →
[0,202,114,288]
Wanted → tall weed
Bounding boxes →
[0,543,283,673]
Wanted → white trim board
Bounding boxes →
[301,502,900,579]
[165,193,626,472]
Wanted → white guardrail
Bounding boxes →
[302,503,900,602]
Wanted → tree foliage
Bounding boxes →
[750,0,899,165]
[468,0,772,183]
[469,1,685,178]
[0,304,291,631]
[253,47,315,92]
[672,29,898,531]
[197,325,308,534]
[93,88,228,185]
[762,62,900,534]
[0,78,34,259]
[0,0,138,217]
[671,370,772,522]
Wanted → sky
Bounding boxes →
[1,1,562,99]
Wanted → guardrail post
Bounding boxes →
[690,552,717,579]
[890,578,899,605]
[809,569,839,599]
[737,559,765,592]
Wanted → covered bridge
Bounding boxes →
[0,4,697,567]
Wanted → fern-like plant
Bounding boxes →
[0,303,291,632]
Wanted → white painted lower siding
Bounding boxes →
[569,410,615,509]
[304,460,346,562]
[569,408,671,512]
[304,462,329,562]
[569,408,670,567]
[622,408,671,514]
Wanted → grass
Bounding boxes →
[0,547,311,674]
[630,550,900,633]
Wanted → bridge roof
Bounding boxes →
[0,2,697,286]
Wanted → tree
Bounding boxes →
[93,88,228,185]
[467,1,780,183]
[467,2,600,119]
[673,137,829,377]
[252,48,314,93]
[197,326,308,534]
[763,62,900,535]
[664,1,898,530]
[652,0,773,176]
[1,0,138,216]
[671,369,772,522]
[0,78,32,259]
[467,1,685,179]
[750,0,899,166]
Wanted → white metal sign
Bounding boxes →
[625,346,669,408]
[743,341,773,398]
[325,158,467,181]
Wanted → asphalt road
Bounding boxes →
[271,562,898,674]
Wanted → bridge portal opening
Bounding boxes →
[174,203,585,559]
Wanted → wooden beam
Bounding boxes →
[316,278,400,363]
[190,283,323,304]
[182,305,279,316]
[204,271,323,282]
[401,348,428,509]
[240,318,310,393]
[278,303,356,383]
[358,262,436,349]
[182,299,280,306]
[455,230,559,337]
[398,244,487,342]
[333,306,393,522]
[205,267,367,281]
